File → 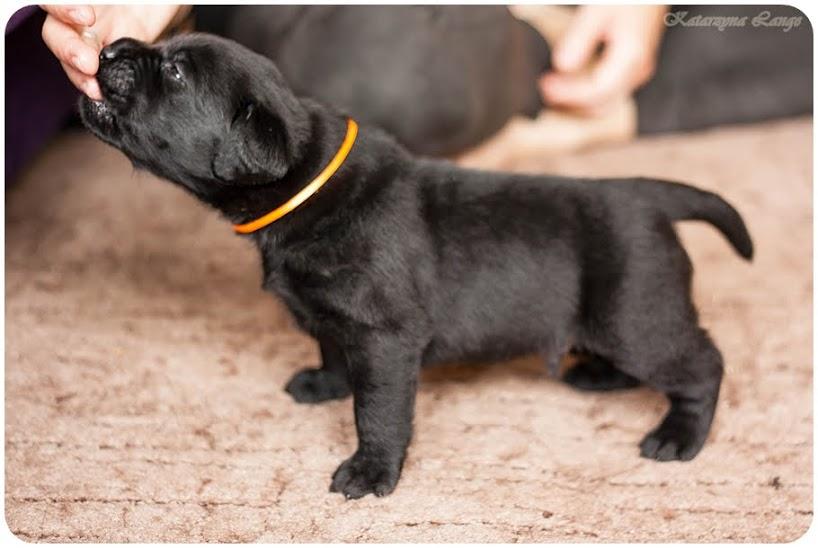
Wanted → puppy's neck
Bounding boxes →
[202,106,354,234]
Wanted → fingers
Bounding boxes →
[40,5,95,26]
[557,38,641,109]
[539,52,634,114]
[542,6,616,112]
[41,11,102,98]
[541,6,666,114]
[41,12,99,73]
[545,32,655,112]
[551,6,606,73]
[59,60,102,100]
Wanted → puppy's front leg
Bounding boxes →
[330,336,420,499]
[285,338,351,403]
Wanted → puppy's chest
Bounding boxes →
[260,250,369,334]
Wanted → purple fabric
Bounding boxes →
[6,5,40,34]
[5,6,80,183]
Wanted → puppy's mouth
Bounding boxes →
[79,96,122,143]
[98,60,138,110]
[79,57,140,144]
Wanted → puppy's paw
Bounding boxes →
[284,368,351,404]
[639,420,706,462]
[329,452,401,499]
[563,357,641,391]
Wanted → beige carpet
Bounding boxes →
[5,117,813,542]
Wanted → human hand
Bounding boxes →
[40,4,182,100]
[540,5,668,115]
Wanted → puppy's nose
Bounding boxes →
[99,37,146,65]
[97,37,149,111]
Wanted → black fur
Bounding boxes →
[214,5,551,157]
[81,34,753,499]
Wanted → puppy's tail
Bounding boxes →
[633,178,754,261]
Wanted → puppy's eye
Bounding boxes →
[161,61,184,83]
[233,99,256,124]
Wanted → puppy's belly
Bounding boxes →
[420,251,579,367]
[421,297,574,367]
[421,334,544,367]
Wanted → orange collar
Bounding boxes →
[233,118,358,234]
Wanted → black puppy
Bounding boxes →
[212,5,550,157]
[81,34,753,499]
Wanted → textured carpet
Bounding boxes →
[4,117,812,542]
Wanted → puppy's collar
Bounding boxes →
[232,118,358,234]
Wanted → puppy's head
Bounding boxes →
[80,33,309,196]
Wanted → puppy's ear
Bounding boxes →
[212,100,290,183]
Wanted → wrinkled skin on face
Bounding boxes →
[80,34,310,199]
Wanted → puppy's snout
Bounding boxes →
[97,38,151,111]
[99,38,144,64]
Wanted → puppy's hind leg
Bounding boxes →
[638,333,724,462]
[285,337,351,404]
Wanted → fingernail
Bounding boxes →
[68,7,93,25]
